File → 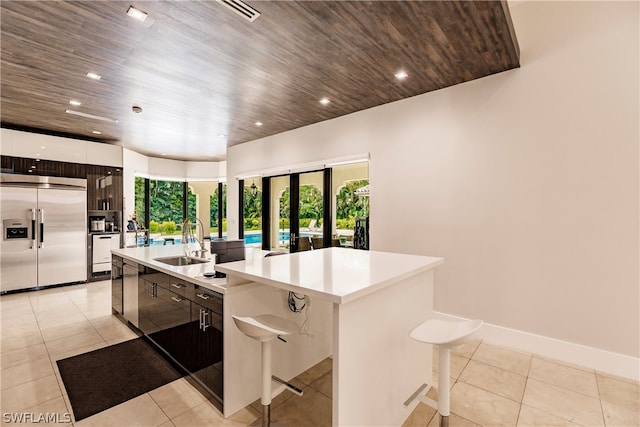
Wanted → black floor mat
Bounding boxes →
[56,337,183,421]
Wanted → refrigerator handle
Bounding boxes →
[30,209,36,249]
[38,208,44,248]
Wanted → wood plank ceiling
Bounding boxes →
[0,1,519,161]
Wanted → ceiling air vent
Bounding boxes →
[216,0,261,22]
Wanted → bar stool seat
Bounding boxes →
[232,314,300,427]
[232,314,298,342]
[408,319,483,427]
[410,319,483,348]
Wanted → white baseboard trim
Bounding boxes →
[432,311,640,382]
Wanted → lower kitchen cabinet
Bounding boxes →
[122,260,140,328]
[152,285,224,406]
[111,256,123,315]
[113,258,224,411]
[139,278,191,337]
[189,287,224,404]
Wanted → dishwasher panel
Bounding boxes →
[92,234,120,273]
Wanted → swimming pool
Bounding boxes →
[244,232,285,245]
[244,231,315,245]
[144,232,310,246]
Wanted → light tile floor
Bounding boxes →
[1,281,638,426]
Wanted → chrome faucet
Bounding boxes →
[181,219,192,257]
[193,217,208,258]
[182,218,208,258]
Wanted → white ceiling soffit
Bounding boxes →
[235,154,370,180]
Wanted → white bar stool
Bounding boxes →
[232,314,301,427]
[407,319,483,427]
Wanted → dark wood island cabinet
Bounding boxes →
[114,261,224,411]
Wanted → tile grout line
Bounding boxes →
[594,372,607,427]
[529,356,607,401]
[145,391,174,426]
[33,285,108,426]
[515,375,530,426]
[3,293,73,422]
[33,293,77,426]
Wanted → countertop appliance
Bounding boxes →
[90,216,106,232]
[1,174,87,293]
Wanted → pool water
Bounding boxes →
[244,232,291,245]
[144,232,311,246]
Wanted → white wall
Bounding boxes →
[227,0,639,362]
[122,148,225,221]
[1,128,123,167]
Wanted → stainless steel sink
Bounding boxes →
[154,256,210,266]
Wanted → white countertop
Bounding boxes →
[215,247,443,304]
[112,245,228,293]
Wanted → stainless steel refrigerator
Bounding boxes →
[1,174,87,293]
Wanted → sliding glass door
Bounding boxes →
[258,171,324,253]
[240,161,369,252]
[268,175,290,251]
[297,171,324,251]
[332,162,369,249]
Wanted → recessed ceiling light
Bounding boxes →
[255,121,263,127]
[127,6,148,22]
[320,98,330,105]
[86,72,101,80]
[69,100,82,106]
[92,130,102,135]
[395,71,408,80]
[218,134,226,138]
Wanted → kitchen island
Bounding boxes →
[217,247,443,427]
[112,245,443,426]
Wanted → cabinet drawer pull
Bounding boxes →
[196,293,210,300]
[171,283,184,289]
[201,310,210,331]
[171,296,184,303]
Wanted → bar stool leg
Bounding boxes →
[438,347,451,427]
[261,340,272,427]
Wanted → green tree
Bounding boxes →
[210,184,227,228]
[134,176,146,227]
[299,185,323,220]
[336,179,369,221]
[280,187,290,222]
[243,185,261,230]
[243,186,261,219]
[149,180,184,227]
[187,187,196,223]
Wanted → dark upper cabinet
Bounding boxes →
[1,155,123,212]
[87,166,123,211]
